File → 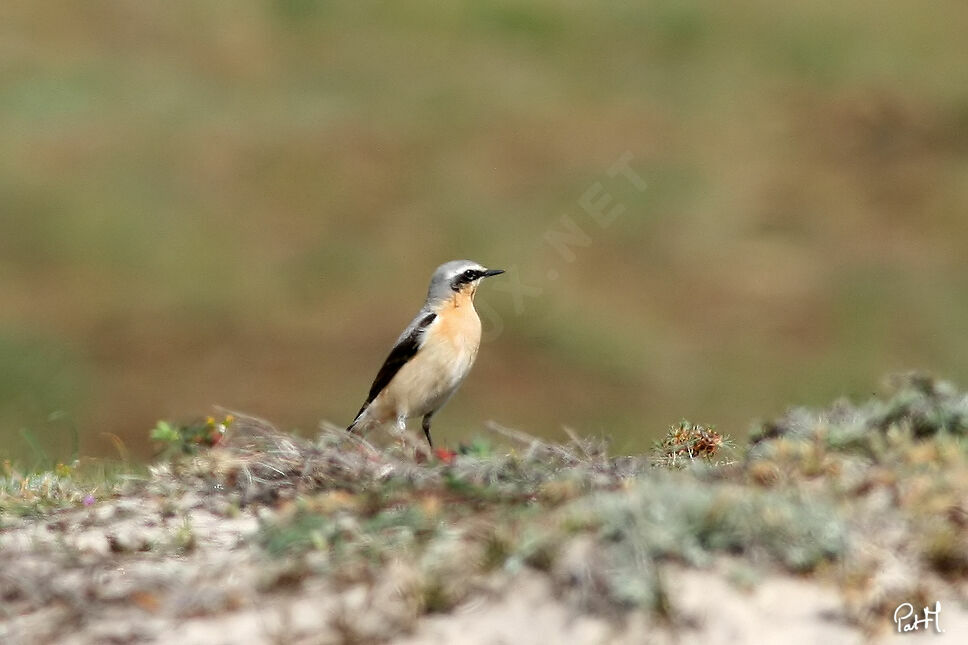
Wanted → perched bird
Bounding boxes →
[347,260,505,447]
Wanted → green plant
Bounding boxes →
[151,415,233,458]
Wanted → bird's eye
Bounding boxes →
[463,269,476,280]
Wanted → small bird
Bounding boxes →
[347,260,505,447]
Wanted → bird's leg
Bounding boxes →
[421,413,434,448]
[384,414,406,451]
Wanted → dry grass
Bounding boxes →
[3,374,968,642]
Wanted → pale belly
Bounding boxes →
[370,307,481,421]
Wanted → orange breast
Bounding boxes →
[436,290,482,350]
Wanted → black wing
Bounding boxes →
[350,312,437,425]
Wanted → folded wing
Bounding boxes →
[349,311,437,428]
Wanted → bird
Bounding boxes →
[347,260,505,448]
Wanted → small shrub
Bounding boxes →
[652,421,732,468]
[151,415,233,457]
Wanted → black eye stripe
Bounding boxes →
[450,269,481,290]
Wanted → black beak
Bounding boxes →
[482,268,505,278]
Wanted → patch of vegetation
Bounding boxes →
[5,374,968,641]
[651,420,733,468]
[150,415,233,458]
[231,374,968,624]
[742,373,968,629]
[751,372,968,450]
[0,458,134,519]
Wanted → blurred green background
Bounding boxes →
[2,1,968,462]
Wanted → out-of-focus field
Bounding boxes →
[1,1,967,461]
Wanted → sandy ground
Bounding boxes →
[3,489,966,645]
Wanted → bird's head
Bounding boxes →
[428,260,504,302]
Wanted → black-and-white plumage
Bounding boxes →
[351,311,437,424]
[348,260,504,447]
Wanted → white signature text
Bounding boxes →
[893,601,942,634]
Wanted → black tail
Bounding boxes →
[347,405,366,433]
